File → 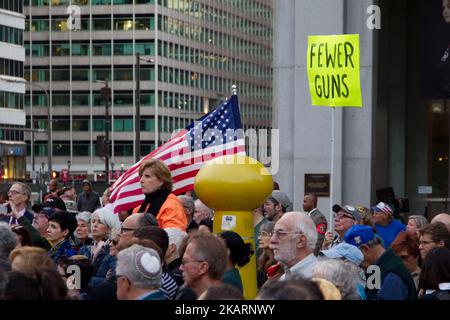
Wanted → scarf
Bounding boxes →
[138,187,171,219]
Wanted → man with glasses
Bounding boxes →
[179,231,228,298]
[418,222,450,260]
[116,213,142,250]
[1,183,34,225]
[270,211,318,280]
[116,213,158,250]
[322,204,361,250]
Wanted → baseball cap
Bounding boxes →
[82,179,91,186]
[371,202,393,215]
[36,206,56,219]
[343,225,376,247]
[269,190,293,211]
[32,196,67,213]
[332,204,362,222]
[320,242,364,265]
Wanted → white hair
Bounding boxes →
[285,211,318,251]
[116,244,162,290]
[0,222,16,260]
[76,211,91,224]
[92,207,121,237]
[195,199,213,219]
[312,258,360,300]
[164,228,187,258]
[178,195,194,212]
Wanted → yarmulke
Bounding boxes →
[134,249,161,279]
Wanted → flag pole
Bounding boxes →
[329,106,335,232]
[231,84,237,96]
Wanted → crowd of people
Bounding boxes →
[1,158,450,300]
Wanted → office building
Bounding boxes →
[0,0,26,181]
[24,0,273,181]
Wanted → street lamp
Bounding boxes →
[1,77,52,178]
[96,79,111,186]
[135,53,155,163]
[110,161,115,184]
[67,159,71,185]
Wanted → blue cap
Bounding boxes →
[320,242,364,266]
[344,225,376,247]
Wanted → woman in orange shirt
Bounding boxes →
[133,159,187,231]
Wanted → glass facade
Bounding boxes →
[24,0,273,174]
[0,2,26,181]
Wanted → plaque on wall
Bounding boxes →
[304,174,330,196]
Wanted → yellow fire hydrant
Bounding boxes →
[194,154,273,299]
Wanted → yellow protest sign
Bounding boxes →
[307,34,362,107]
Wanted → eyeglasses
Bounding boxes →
[272,229,302,239]
[259,231,272,237]
[334,213,355,220]
[8,190,24,196]
[419,240,435,245]
[120,227,136,234]
[181,259,205,265]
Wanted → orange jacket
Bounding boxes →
[133,193,187,231]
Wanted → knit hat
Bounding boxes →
[269,191,293,211]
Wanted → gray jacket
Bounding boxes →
[77,191,101,213]
[308,208,328,256]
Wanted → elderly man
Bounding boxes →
[270,211,318,280]
[193,199,213,224]
[303,193,328,255]
[178,195,198,231]
[117,213,157,250]
[431,213,450,230]
[179,231,228,298]
[322,204,361,249]
[345,225,417,300]
[263,190,292,223]
[116,244,164,300]
[1,182,34,225]
[164,227,188,286]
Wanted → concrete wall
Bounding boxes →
[274,0,377,221]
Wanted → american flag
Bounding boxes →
[110,94,245,214]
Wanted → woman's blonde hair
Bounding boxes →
[138,159,173,191]
[356,205,375,228]
[9,246,55,276]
